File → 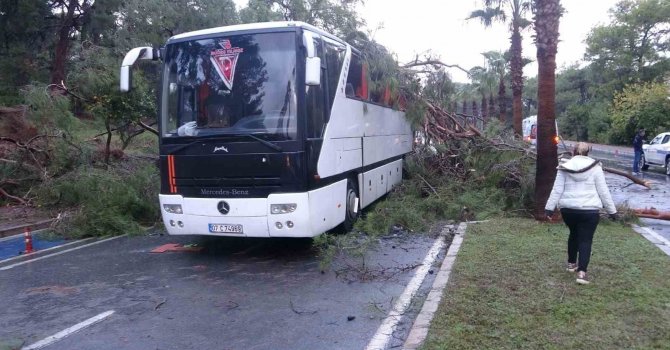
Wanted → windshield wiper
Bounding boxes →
[166,134,282,155]
[235,133,283,152]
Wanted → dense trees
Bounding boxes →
[525,0,670,145]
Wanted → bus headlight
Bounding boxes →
[163,204,183,214]
[271,203,297,214]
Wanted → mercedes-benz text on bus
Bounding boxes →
[120,22,412,238]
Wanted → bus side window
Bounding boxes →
[324,42,344,109]
[346,53,368,100]
[306,37,326,139]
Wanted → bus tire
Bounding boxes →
[338,178,359,233]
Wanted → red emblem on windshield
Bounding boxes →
[210,40,244,90]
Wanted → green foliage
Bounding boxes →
[22,84,80,136]
[38,164,160,238]
[609,82,670,144]
[355,136,535,234]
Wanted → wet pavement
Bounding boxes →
[0,231,444,350]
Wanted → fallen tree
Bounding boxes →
[633,208,670,221]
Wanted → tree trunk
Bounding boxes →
[461,100,467,115]
[498,78,506,123]
[51,1,78,86]
[489,93,495,122]
[104,117,112,165]
[481,95,488,124]
[534,0,562,220]
[510,23,524,137]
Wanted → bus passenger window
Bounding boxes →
[346,53,367,100]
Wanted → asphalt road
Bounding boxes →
[0,230,446,350]
[561,143,670,241]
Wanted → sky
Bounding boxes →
[233,0,621,82]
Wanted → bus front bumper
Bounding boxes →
[158,193,316,238]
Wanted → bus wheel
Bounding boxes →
[340,179,359,233]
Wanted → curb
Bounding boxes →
[632,224,670,257]
[402,222,468,350]
[0,219,54,238]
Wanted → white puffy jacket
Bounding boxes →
[545,156,617,214]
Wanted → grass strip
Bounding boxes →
[423,218,670,349]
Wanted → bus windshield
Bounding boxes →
[162,32,297,140]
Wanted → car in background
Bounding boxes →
[641,132,670,176]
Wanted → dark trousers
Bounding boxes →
[633,150,642,173]
[561,209,600,272]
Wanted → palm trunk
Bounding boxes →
[498,78,506,123]
[481,95,488,123]
[511,24,524,137]
[489,93,495,122]
[534,0,562,220]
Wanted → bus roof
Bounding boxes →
[168,21,346,45]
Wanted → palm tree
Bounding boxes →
[469,0,532,137]
[481,51,508,123]
[469,64,496,125]
[533,0,562,220]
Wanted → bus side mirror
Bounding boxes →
[120,66,132,92]
[303,31,321,86]
[306,57,321,86]
[120,46,159,92]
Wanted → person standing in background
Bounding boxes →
[632,128,646,175]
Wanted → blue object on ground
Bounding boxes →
[0,233,67,260]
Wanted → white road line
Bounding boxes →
[0,238,93,265]
[365,234,446,350]
[0,236,124,271]
[21,310,115,350]
[403,223,467,350]
[641,227,670,247]
[632,225,670,257]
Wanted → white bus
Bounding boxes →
[120,22,412,237]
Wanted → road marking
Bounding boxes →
[0,238,94,265]
[403,223,467,350]
[365,233,446,350]
[0,236,124,271]
[633,225,670,257]
[21,310,115,350]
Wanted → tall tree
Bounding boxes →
[258,0,364,38]
[49,1,92,86]
[533,0,562,220]
[584,0,670,98]
[469,0,532,137]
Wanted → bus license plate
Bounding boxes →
[208,224,243,234]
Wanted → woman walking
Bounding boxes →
[545,142,617,285]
